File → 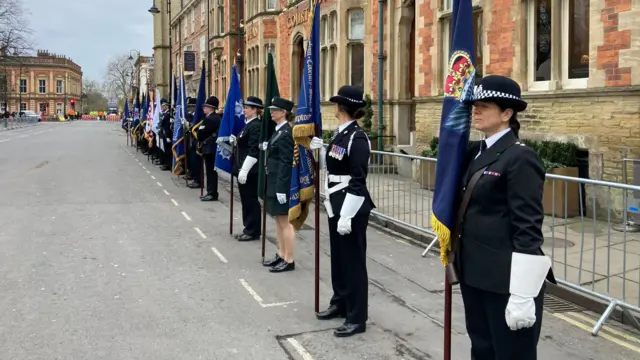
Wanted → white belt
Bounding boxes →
[328,175,351,183]
[323,174,351,218]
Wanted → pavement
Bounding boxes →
[0,120,639,359]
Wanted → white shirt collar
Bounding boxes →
[338,120,355,133]
[246,116,257,124]
[275,121,287,132]
[484,128,511,149]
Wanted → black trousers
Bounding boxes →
[460,282,545,360]
[203,153,218,197]
[189,145,201,181]
[163,138,172,166]
[238,173,261,237]
[327,211,370,325]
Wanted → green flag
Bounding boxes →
[258,53,279,199]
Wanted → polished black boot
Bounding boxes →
[269,260,295,273]
[316,304,346,320]
[333,323,366,337]
[262,253,282,267]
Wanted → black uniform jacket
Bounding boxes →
[197,111,221,155]
[266,122,293,197]
[233,117,262,175]
[160,110,171,139]
[455,130,556,295]
[325,122,375,216]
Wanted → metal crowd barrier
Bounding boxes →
[2,115,39,130]
[318,149,640,336]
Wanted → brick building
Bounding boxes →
[0,50,82,116]
[151,0,640,186]
[134,55,155,98]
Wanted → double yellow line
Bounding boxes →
[551,311,640,353]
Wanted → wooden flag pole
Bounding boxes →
[444,274,452,360]
[313,147,320,313]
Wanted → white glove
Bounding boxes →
[505,252,552,331]
[337,193,365,235]
[229,134,237,145]
[310,136,324,150]
[166,138,171,143]
[238,156,257,184]
[276,193,286,204]
[259,141,268,151]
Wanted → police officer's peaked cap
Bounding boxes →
[244,96,264,109]
[268,97,294,112]
[187,97,197,105]
[463,75,527,112]
[329,85,365,107]
[160,98,170,106]
[203,96,219,109]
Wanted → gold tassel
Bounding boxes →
[431,214,451,267]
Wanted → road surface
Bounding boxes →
[0,121,638,359]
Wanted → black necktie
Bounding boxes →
[480,140,487,153]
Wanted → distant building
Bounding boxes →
[0,49,83,115]
[134,55,154,98]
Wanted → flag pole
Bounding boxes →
[200,155,204,197]
[260,169,268,261]
[313,144,320,313]
[230,149,235,235]
[444,274,452,360]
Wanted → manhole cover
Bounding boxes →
[544,237,575,248]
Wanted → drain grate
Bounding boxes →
[544,294,584,313]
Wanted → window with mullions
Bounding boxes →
[441,5,484,85]
[348,9,365,90]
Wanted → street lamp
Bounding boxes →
[149,0,172,108]
[129,49,141,99]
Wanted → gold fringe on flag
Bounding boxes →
[431,213,452,266]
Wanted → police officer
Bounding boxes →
[311,85,375,337]
[260,97,295,273]
[453,75,555,359]
[157,99,172,171]
[198,96,221,201]
[184,97,199,183]
[231,96,263,241]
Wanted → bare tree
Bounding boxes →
[81,78,109,113]
[103,54,134,103]
[0,0,33,55]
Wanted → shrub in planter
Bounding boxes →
[523,139,580,217]
[418,137,439,190]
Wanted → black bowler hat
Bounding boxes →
[160,98,169,106]
[463,75,527,112]
[268,97,294,112]
[203,96,219,109]
[244,96,264,109]
[329,85,365,107]
[187,97,197,105]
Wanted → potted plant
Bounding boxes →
[523,139,580,217]
[418,137,439,190]
[360,94,379,150]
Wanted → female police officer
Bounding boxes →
[455,75,555,359]
[260,96,296,273]
[310,85,375,337]
[230,96,263,241]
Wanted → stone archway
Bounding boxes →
[291,33,305,101]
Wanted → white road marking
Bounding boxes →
[150,175,156,180]
[181,211,192,221]
[156,181,162,187]
[211,247,228,263]
[146,170,151,174]
[142,166,146,170]
[238,279,297,308]
[163,190,170,196]
[287,338,314,360]
[194,227,206,239]
[239,279,264,304]
[171,199,179,206]
[0,139,10,143]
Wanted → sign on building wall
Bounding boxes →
[184,51,196,72]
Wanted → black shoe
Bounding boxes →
[333,323,366,337]
[200,194,218,201]
[160,165,171,171]
[263,253,282,267]
[188,182,201,188]
[269,261,295,273]
[316,305,346,320]
[236,234,259,241]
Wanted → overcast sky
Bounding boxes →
[26,0,154,82]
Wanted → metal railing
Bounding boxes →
[2,114,39,130]
[318,149,640,336]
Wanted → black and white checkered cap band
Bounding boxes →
[333,95,364,104]
[473,85,521,101]
[244,100,263,108]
